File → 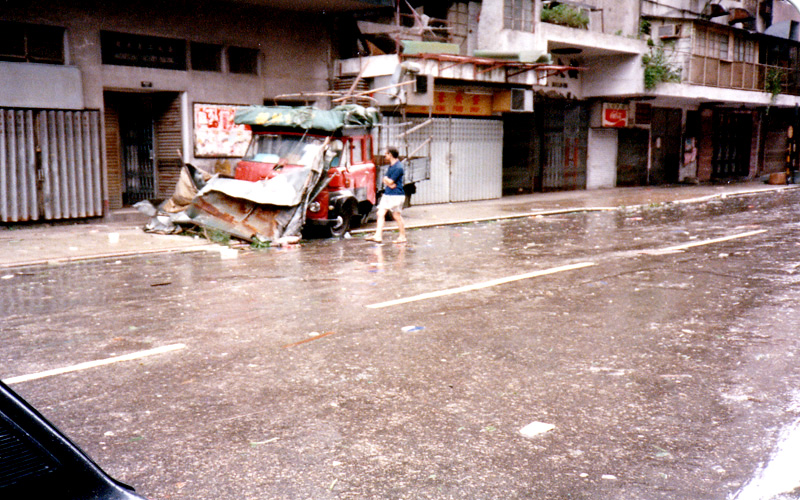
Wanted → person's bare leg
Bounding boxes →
[368,208,387,242]
[393,211,406,242]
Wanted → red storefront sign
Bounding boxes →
[602,103,629,127]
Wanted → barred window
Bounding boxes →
[504,0,534,32]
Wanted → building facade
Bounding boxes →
[3,0,800,222]
[0,0,392,222]
[336,0,800,204]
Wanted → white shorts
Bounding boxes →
[378,194,405,213]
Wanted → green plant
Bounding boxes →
[639,18,651,37]
[541,4,589,29]
[766,67,785,98]
[203,227,231,245]
[250,236,271,249]
[642,45,681,90]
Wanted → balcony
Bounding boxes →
[686,24,800,97]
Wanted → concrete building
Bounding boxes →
[0,0,392,222]
[336,0,800,204]
[3,0,800,222]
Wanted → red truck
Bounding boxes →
[142,105,428,244]
[232,105,382,238]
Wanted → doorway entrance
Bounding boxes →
[650,107,682,184]
[104,91,182,208]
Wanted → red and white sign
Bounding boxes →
[602,103,629,128]
[193,103,252,158]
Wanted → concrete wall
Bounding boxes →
[587,128,618,188]
[582,54,644,97]
[0,63,84,109]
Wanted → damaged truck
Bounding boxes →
[138,104,429,245]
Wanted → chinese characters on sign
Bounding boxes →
[602,103,629,127]
[100,31,186,70]
[193,104,252,158]
[433,91,493,116]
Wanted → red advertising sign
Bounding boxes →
[602,103,629,128]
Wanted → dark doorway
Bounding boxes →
[617,128,649,186]
[650,108,682,184]
[502,113,537,194]
[712,110,752,179]
[104,91,182,208]
[105,93,155,206]
[538,99,588,191]
[120,97,156,205]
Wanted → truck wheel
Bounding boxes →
[329,212,351,238]
[328,199,355,238]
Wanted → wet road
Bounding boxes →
[2,189,800,500]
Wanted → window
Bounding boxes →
[504,0,534,32]
[227,46,258,75]
[733,38,755,63]
[0,22,64,64]
[351,138,364,164]
[717,32,729,60]
[191,42,222,72]
[694,29,706,56]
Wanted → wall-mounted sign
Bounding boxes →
[193,103,252,158]
[100,31,186,70]
[407,90,494,116]
[602,103,629,127]
[434,91,493,116]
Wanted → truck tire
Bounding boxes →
[329,212,351,238]
[328,199,355,238]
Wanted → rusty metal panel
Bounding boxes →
[1,108,102,222]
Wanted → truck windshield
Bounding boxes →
[243,134,326,167]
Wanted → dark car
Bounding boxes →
[0,381,147,499]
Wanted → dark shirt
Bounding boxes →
[385,161,404,196]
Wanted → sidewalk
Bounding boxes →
[0,182,794,268]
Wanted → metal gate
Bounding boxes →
[541,101,587,190]
[381,116,503,204]
[1,108,102,222]
[120,102,155,205]
[712,110,752,179]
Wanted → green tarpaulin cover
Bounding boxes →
[234,105,381,132]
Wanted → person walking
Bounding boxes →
[367,148,406,244]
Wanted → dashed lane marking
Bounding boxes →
[2,343,187,385]
[366,262,596,309]
[639,230,767,256]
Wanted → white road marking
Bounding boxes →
[639,230,767,255]
[730,419,800,500]
[2,343,187,385]
[366,262,596,309]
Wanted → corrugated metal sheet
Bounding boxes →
[380,116,502,205]
[154,94,183,200]
[448,118,502,202]
[1,108,102,222]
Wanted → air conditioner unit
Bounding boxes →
[406,75,433,106]
[658,24,681,39]
[510,88,533,112]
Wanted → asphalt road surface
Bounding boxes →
[3,189,800,500]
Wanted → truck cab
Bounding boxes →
[235,127,376,237]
